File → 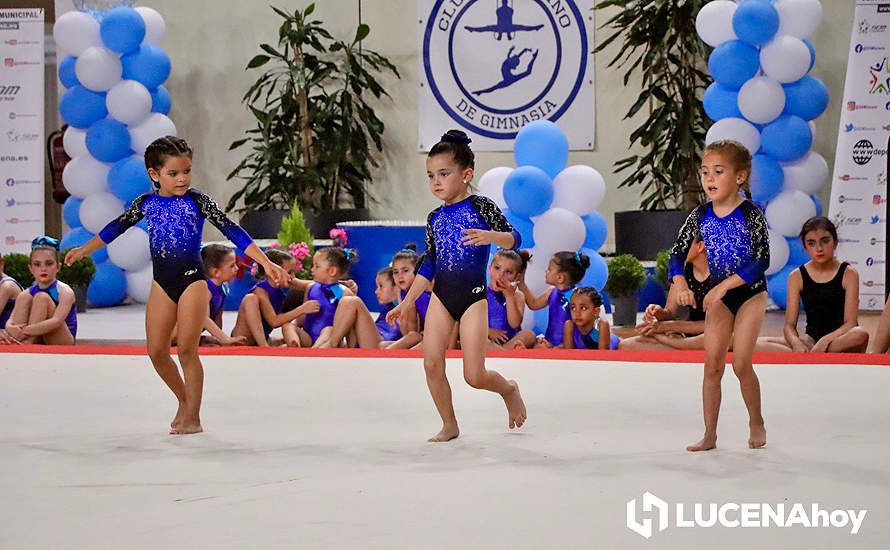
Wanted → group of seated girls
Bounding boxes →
[2,216,889,353]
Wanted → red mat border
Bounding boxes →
[0,344,888,365]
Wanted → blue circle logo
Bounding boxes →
[423,0,588,140]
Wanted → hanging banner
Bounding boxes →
[0,8,45,254]
[418,0,594,151]
[829,0,889,310]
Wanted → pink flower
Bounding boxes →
[329,228,348,247]
[270,241,280,249]
[249,262,258,277]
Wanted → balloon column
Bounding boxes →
[477,120,609,332]
[54,5,174,306]
[697,0,827,308]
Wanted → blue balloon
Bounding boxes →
[579,249,608,292]
[811,194,822,216]
[91,247,109,265]
[732,0,779,46]
[100,7,146,54]
[87,261,127,307]
[62,196,83,228]
[503,165,553,218]
[783,76,829,121]
[750,154,784,203]
[703,82,742,121]
[86,119,132,163]
[150,85,171,114]
[803,38,816,71]
[108,155,153,203]
[767,264,796,309]
[513,121,568,179]
[708,40,761,90]
[60,226,94,250]
[121,44,171,90]
[581,211,607,251]
[59,85,108,129]
[533,307,549,335]
[503,209,535,250]
[761,115,812,162]
[786,236,809,266]
[58,55,79,88]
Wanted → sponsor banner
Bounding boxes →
[0,8,44,254]
[830,1,889,309]
[418,0,594,151]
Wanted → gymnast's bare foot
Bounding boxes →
[503,380,526,429]
[749,423,767,449]
[170,419,203,435]
[170,403,186,430]
[511,340,526,349]
[428,424,459,442]
[686,434,717,452]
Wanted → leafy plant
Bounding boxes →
[605,254,647,298]
[654,248,670,288]
[58,248,96,288]
[594,0,708,210]
[277,201,315,251]
[227,4,400,216]
[2,253,32,287]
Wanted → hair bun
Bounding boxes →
[440,129,472,145]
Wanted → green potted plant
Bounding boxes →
[2,253,33,288]
[594,0,708,259]
[227,4,400,237]
[59,248,96,313]
[654,248,671,289]
[605,254,647,327]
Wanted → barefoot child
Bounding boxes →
[517,250,590,347]
[563,286,619,349]
[487,249,535,349]
[302,247,359,348]
[318,266,404,349]
[0,252,24,332]
[387,129,526,442]
[385,245,429,348]
[670,139,769,452]
[198,244,247,346]
[65,136,291,434]
[3,236,76,345]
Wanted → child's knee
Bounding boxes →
[463,369,485,389]
[240,293,258,310]
[177,342,199,361]
[423,356,445,375]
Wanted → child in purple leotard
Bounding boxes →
[385,244,429,349]
[563,287,619,350]
[0,252,24,333]
[486,249,535,349]
[301,247,359,347]
[516,250,590,348]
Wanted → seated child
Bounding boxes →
[0,252,24,331]
[563,286,620,349]
[759,216,869,353]
[300,247,360,348]
[199,244,247,346]
[1,236,76,345]
[230,249,319,346]
[517,250,589,347]
[486,249,536,349]
[871,295,889,354]
[384,245,429,349]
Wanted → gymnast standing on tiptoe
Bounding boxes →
[387,130,527,442]
[65,136,290,435]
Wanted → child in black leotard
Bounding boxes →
[386,130,527,442]
[759,217,869,353]
[65,136,291,435]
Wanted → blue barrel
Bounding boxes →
[337,221,426,307]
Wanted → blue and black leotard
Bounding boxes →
[99,188,254,303]
[417,195,520,321]
[669,200,770,315]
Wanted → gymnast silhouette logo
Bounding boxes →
[422,0,589,140]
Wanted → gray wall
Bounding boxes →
[139,0,855,246]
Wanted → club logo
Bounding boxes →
[422,0,588,139]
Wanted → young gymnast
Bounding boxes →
[517,250,590,347]
[0,252,24,332]
[230,248,319,347]
[65,136,291,434]
[198,244,246,346]
[302,247,359,348]
[386,245,430,349]
[670,139,769,452]
[563,286,620,350]
[871,295,890,354]
[2,236,76,345]
[619,237,712,350]
[758,217,869,353]
[386,129,526,442]
[487,249,535,349]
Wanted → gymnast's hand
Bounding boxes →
[461,228,495,246]
[265,262,292,288]
[64,247,86,266]
[386,301,407,327]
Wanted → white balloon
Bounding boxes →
[695,0,738,47]
[53,11,101,56]
[135,6,166,45]
[74,46,123,92]
[765,189,817,237]
[760,35,812,83]
[106,80,152,125]
[532,207,586,255]
[775,0,823,39]
[128,113,177,153]
[766,229,790,275]
[738,76,786,125]
[80,191,124,234]
[523,249,550,297]
[552,165,606,216]
[62,155,111,198]
[62,126,88,158]
[706,117,761,155]
[478,167,512,209]
[125,263,154,303]
[781,151,828,195]
[107,227,151,271]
